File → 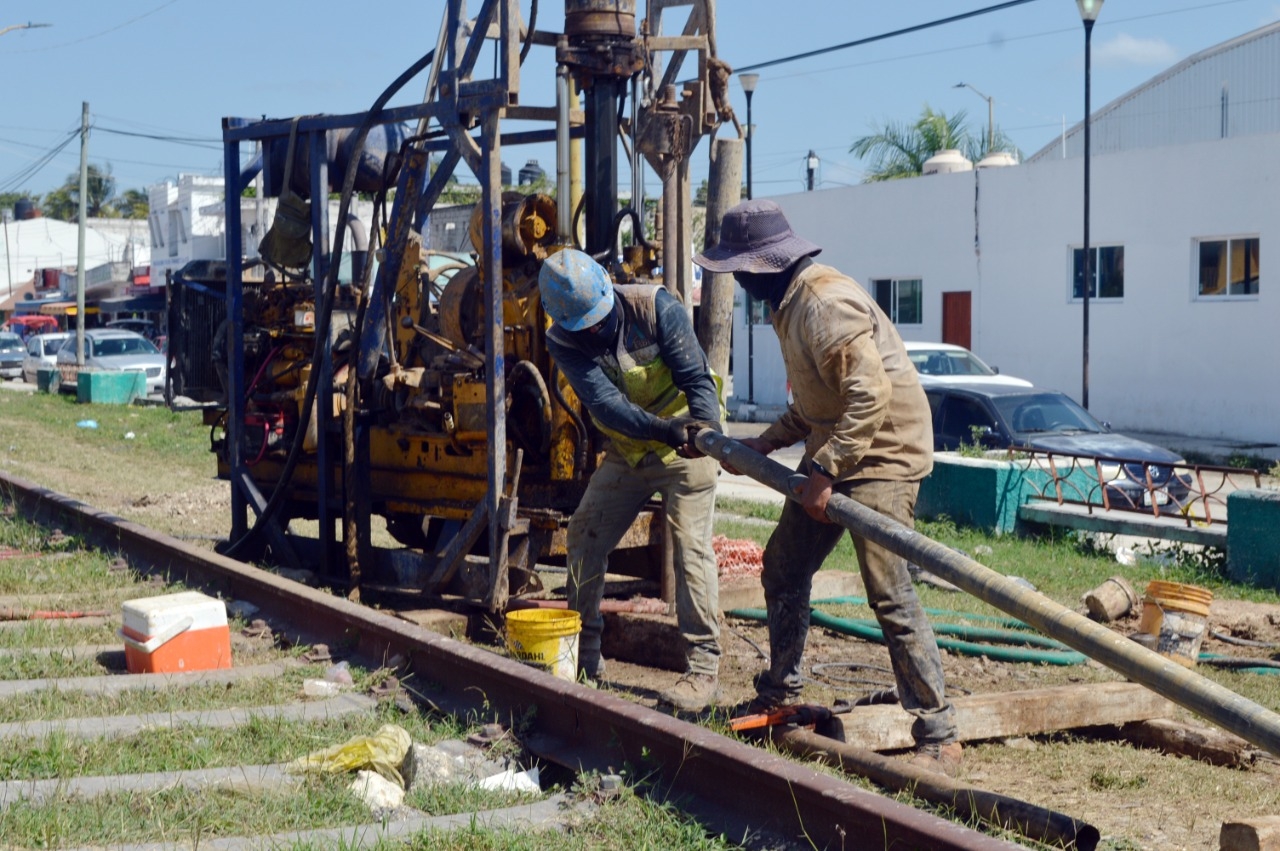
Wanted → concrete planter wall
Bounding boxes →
[1226,489,1280,590]
[76,370,146,405]
[917,454,1028,534]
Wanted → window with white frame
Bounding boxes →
[872,278,922,325]
[1071,245,1124,300]
[1197,236,1259,298]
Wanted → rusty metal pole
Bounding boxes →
[693,428,1280,758]
[777,728,1100,851]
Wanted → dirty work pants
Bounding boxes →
[757,473,957,746]
[567,449,720,677]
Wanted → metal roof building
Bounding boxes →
[1029,20,1280,163]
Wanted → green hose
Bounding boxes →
[727,607,1088,666]
[813,596,1032,630]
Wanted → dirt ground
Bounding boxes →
[5,445,1280,850]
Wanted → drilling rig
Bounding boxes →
[167,0,738,613]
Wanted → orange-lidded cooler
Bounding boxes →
[120,591,232,674]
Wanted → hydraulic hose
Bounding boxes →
[224,48,437,559]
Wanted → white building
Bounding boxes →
[732,22,1279,445]
[147,174,377,285]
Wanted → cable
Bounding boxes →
[93,126,222,150]
[3,0,183,54]
[0,130,78,193]
[223,47,439,559]
[735,0,1045,74]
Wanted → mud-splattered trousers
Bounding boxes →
[567,448,721,677]
[757,471,957,746]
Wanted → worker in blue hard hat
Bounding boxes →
[540,248,725,713]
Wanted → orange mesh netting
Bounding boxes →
[714,534,764,579]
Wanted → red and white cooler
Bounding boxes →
[120,591,233,674]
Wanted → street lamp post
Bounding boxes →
[1078,0,1103,409]
[953,82,994,151]
[805,150,819,190]
[738,72,759,404]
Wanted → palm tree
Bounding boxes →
[41,163,118,220]
[113,188,149,219]
[850,105,1020,182]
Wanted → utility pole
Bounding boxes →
[76,102,88,367]
[805,150,819,191]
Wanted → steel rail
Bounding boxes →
[0,471,1018,851]
[694,429,1280,759]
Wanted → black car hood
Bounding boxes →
[1019,432,1182,464]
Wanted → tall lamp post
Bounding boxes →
[954,82,994,151]
[739,72,759,404]
[1078,0,1103,409]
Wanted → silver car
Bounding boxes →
[22,332,71,384]
[0,332,24,379]
[56,329,167,395]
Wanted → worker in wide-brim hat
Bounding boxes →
[696,199,961,774]
[540,248,725,713]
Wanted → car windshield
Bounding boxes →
[994,393,1104,434]
[910,349,996,377]
[0,334,23,353]
[92,336,159,357]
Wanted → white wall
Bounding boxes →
[735,133,1278,443]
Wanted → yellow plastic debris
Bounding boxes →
[288,723,413,787]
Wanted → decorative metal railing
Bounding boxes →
[1008,448,1261,526]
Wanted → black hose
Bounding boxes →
[508,360,552,456]
[519,0,538,66]
[225,48,437,559]
[549,363,587,477]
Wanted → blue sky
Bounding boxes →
[2,0,1278,201]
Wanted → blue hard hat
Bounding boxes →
[539,249,615,331]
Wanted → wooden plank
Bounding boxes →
[1221,816,1280,851]
[1117,718,1263,768]
[836,682,1175,752]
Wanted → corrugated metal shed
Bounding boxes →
[1028,20,1280,163]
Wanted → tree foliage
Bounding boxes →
[42,162,119,220]
[850,105,1022,182]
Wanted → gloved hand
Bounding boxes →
[653,416,699,450]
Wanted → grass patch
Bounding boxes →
[0,705,458,782]
[0,661,354,723]
[409,784,737,851]
[0,777,371,847]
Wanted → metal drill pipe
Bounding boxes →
[694,428,1280,757]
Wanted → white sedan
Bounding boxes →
[903,341,1032,387]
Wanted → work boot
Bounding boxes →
[742,688,798,715]
[658,673,722,713]
[906,741,963,776]
[577,656,605,686]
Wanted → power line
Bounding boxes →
[0,130,78,193]
[93,125,222,150]
[2,0,183,54]
[735,0,1046,74]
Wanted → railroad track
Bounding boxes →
[0,471,1029,850]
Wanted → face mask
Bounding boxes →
[569,300,621,352]
[734,270,787,305]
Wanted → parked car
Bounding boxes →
[106,318,159,340]
[21,332,71,384]
[924,383,1191,507]
[56,329,167,395]
[904,341,1032,387]
[0,332,24,379]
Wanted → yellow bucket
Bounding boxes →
[1137,580,1213,667]
[505,609,581,681]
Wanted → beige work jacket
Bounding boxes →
[758,262,934,483]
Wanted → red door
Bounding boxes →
[941,291,971,350]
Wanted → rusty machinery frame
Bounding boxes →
[217,1,724,608]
